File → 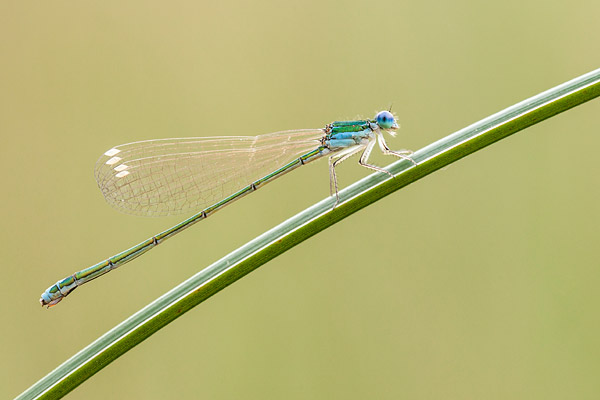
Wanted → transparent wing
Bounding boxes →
[94,129,324,216]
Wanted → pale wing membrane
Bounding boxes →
[94,129,324,216]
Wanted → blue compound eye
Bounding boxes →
[375,111,396,129]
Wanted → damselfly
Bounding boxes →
[40,111,416,307]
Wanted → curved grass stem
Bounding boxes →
[17,68,600,400]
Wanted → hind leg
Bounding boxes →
[328,145,364,206]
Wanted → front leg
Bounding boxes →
[377,132,417,165]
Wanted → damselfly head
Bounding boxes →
[375,110,399,131]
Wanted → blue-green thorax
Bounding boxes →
[322,111,398,150]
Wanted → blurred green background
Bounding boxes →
[2,0,599,399]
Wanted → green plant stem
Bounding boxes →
[17,68,600,400]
